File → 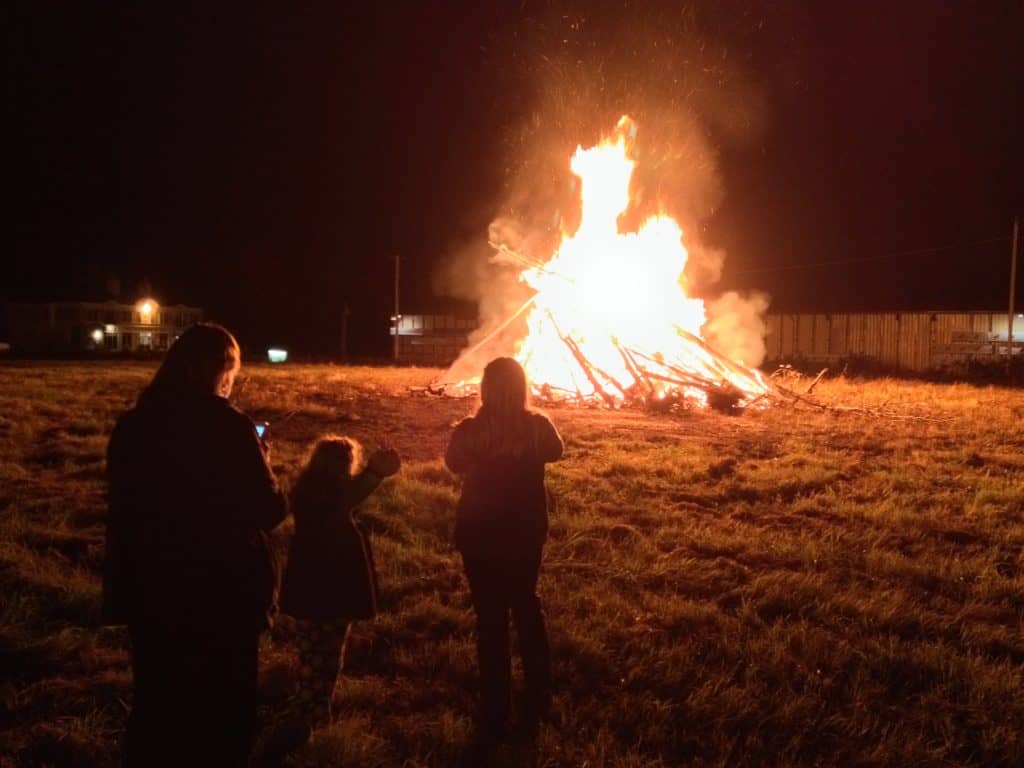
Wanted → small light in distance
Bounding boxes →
[267,348,288,363]
[105,324,116,334]
[91,329,103,343]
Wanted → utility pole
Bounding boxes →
[393,254,401,361]
[1009,215,1020,378]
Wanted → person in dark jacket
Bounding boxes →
[278,434,400,735]
[103,323,287,768]
[445,356,564,751]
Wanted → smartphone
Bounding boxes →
[254,420,269,440]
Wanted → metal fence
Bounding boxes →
[765,311,1023,371]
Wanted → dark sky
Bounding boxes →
[7,2,1023,356]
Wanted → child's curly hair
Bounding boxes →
[293,435,363,499]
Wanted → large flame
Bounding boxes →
[511,116,768,406]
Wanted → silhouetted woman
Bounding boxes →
[444,357,564,750]
[102,323,287,767]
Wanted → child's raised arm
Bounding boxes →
[341,446,400,509]
[367,446,401,477]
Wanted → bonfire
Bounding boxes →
[434,116,773,412]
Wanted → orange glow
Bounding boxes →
[511,116,768,405]
[137,299,157,321]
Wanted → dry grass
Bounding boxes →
[1,361,1022,767]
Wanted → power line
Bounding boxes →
[732,235,1011,276]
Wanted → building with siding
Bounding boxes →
[390,313,476,364]
[5,299,203,354]
[765,311,1023,371]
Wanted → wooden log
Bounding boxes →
[642,371,705,388]
[616,343,656,398]
[806,368,828,394]
[626,347,719,390]
[541,311,617,407]
[565,338,630,399]
[672,325,768,391]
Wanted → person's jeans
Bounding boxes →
[462,553,552,736]
[125,625,259,767]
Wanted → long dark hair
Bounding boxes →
[470,356,538,458]
[139,323,240,404]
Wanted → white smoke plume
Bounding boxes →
[432,2,772,382]
[702,291,770,368]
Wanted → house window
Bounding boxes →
[158,333,168,349]
[123,333,133,350]
[104,333,118,350]
[139,332,153,349]
[121,310,131,321]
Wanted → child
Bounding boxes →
[445,357,564,751]
[278,435,400,734]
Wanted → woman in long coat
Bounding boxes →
[103,323,288,767]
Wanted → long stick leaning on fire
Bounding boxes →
[428,239,561,393]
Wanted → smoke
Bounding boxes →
[703,290,770,367]
[433,1,772,379]
[431,230,533,383]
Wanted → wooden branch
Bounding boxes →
[806,368,828,394]
[560,334,618,406]
[672,325,768,392]
[619,344,658,398]
[572,343,630,399]
[626,347,719,390]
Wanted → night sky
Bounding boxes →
[7,2,1023,356]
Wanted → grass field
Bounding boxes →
[1,361,1022,767]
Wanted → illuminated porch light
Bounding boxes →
[104,324,116,334]
[91,329,103,343]
[137,299,158,321]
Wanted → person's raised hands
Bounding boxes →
[367,437,400,477]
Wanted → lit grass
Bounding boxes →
[0,362,1022,766]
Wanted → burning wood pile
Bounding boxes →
[430,116,777,413]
